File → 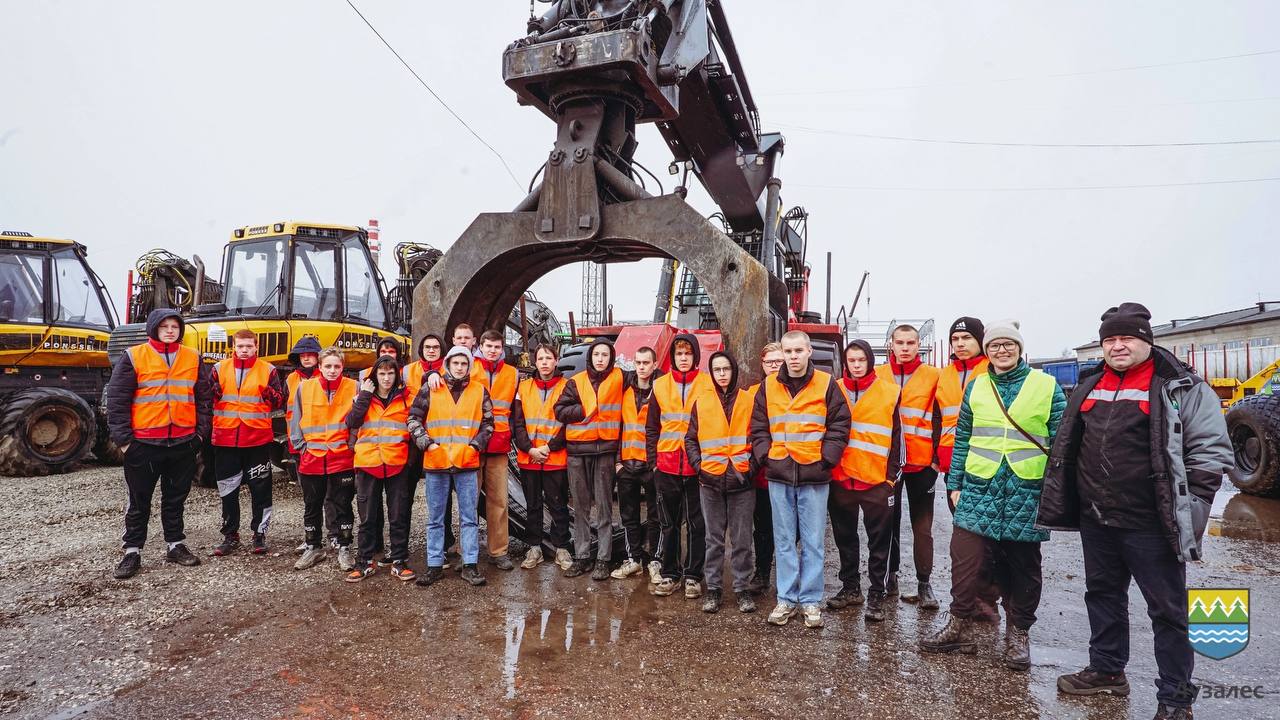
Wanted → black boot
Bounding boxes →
[885,573,899,597]
[864,591,886,623]
[701,589,722,613]
[251,533,268,555]
[826,586,864,610]
[114,552,141,579]
[918,582,939,610]
[414,566,445,587]
[563,559,589,578]
[1056,667,1130,697]
[166,543,201,567]
[1003,625,1031,671]
[591,560,610,581]
[1153,704,1193,720]
[460,564,487,586]
[213,535,241,557]
[920,614,977,654]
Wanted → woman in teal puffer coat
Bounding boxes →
[920,319,1066,672]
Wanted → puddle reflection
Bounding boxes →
[1209,491,1280,542]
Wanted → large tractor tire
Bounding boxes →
[1226,394,1280,497]
[0,388,96,476]
[92,412,125,465]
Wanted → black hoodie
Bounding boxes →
[644,333,710,477]
[554,338,624,455]
[106,308,214,448]
[684,350,755,493]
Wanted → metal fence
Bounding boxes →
[1184,343,1280,381]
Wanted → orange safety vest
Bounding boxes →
[421,381,485,471]
[128,342,200,440]
[515,376,568,471]
[471,361,518,453]
[694,385,757,476]
[876,363,940,467]
[652,372,715,474]
[212,357,274,448]
[765,370,833,465]
[937,357,990,452]
[565,368,624,443]
[620,385,651,463]
[833,377,900,487]
[353,392,410,471]
[402,361,440,403]
[298,376,357,460]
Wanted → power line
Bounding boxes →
[344,0,522,189]
[775,122,1280,148]
[769,47,1280,97]
[792,176,1280,192]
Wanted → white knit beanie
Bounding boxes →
[983,319,1024,351]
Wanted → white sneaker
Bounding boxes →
[767,602,797,626]
[555,548,573,571]
[801,604,823,629]
[521,547,543,569]
[295,541,308,554]
[684,578,703,599]
[294,547,326,570]
[611,558,642,579]
[337,545,356,572]
[648,560,663,584]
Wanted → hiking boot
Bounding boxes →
[864,591,887,623]
[389,561,416,582]
[521,547,544,569]
[555,548,573,571]
[767,602,797,626]
[251,533,268,555]
[801,604,823,629]
[460,564,486,586]
[489,554,514,571]
[213,535,241,557]
[563,559,589,578]
[414,566,444,587]
[920,614,977,654]
[747,570,768,595]
[337,545,357,571]
[611,558,643,579]
[1004,625,1031,671]
[918,582,939,610]
[1153,704,1193,720]
[294,546,327,570]
[1056,667,1130,697]
[591,560,610,581]
[826,586,864,610]
[114,552,141,579]
[737,594,757,614]
[345,562,375,583]
[684,579,703,599]
[648,560,664,584]
[885,573,899,597]
[653,578,678,596]
[702,589,722,613]
[166,543,200,567]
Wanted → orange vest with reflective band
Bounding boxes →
[285,370,314,452]
[422,381,485,471]
[471,361,518,453]
[833,377,899,488]
[695,385,756,476]
[652,372,715,475]
[876,363,940,467]
[298,377,357,464]
[516,376,567,471]
[565,368,623,443]
[212,358,274,448]
[128,342,200,440]
[620,385,651,463]
[937,358,990,466]
[354,392,410,471]
[402,361,436,403]
[765,370,832,465]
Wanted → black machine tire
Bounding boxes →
[498,453,627,560]
[1226,394,1280,497]
[810,338,840,377]
[0,388,96,476]
[92,412,126,465]
[193,442,216,488]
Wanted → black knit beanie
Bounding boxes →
[949,317,984,346]
[1099,302,1154,344]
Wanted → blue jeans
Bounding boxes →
[769,481,829,606]
[426,471,478,567]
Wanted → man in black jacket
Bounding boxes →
[1040,303,1234,720]
[107,309,214,579]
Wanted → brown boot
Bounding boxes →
[1003,624,1031,671]
[920,614,977,654]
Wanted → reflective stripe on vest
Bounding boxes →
[129,343,199,434]
[565,368,624,443]
[765,370,832,465]
[695,385,757,476]
[515,376,568,469]
[834,378,900,486]
[422,381,484,470]
[299,377,358,459]
[653,372,714,456]
[963,369,1055,480]
[620,385,651,463]
[937,358,989,447]
[876,363,940,466]
[354,393,410,469]
[213,358,274,429]
[472,362,518,434]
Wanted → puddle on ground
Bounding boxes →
[1209,492,1280,542]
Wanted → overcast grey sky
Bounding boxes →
[2,1,1276,356]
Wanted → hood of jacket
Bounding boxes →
[443,345,473,389]
[288,335,323,366]
[369,354,405,398]
[843,339,876,379]
[585,339,616,383]
[418,333,444,362]
[708,350,739,401]
[145,308,185,343]
[668,333,702,379]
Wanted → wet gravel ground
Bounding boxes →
[1,466,1277,720]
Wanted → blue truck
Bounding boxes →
[1033,358,1103,396]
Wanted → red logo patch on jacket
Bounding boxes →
[1081,359,1154,415]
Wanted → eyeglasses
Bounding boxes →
[762,359,783,366]
[987,342,1019,353]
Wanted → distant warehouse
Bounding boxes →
[1074,301,1280,382]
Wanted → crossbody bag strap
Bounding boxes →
[987,379,1049,456]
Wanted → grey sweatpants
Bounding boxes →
[700,485,756,593]
[568,453,614,561]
